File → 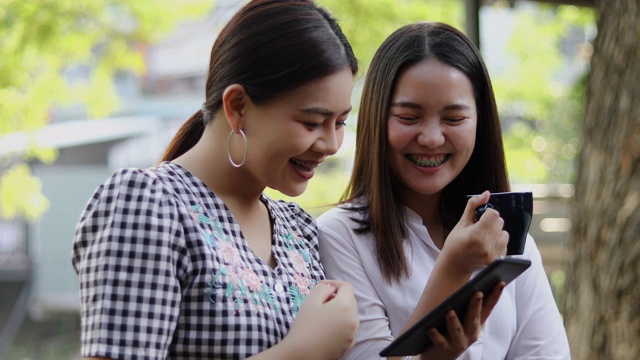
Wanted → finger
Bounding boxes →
[321,279,352,290]
[307,282,337,305]
[496,230,509,256]
[444,310,467,349]
[320,280,355,301]
[463,292,483,340]
[462,190,491,225]
[324,280,354,303]
[317,279,338,286]
[481,215,507,258]
[480,282,505,323]
[427,327,450,349]
[327,286,357,312]
[476,207,502,227]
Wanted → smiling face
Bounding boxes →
[242,67,354,197]
[387,58,477,204]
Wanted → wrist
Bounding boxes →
[435,249,473,280]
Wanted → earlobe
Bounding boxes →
[222,84,248,132]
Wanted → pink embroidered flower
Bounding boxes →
[240,268,262,292]
[290,252,309,275]
[294,273,313,296]
[188,208,201,221]
[226,266,239,281]
[219,241,242,266]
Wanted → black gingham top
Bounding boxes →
[72,162,325,359]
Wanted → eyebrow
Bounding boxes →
[390,101,471,112]
[390,101,422,110]
[299,106,352,117]
[441,104,472,111]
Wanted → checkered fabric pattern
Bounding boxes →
[72,162,324,359]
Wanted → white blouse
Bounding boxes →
[317,204,570,360]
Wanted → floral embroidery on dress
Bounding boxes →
[189,204,280,314]
[279,225,316,313]
[191,204,317,315]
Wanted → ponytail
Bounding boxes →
[160,110,205,162]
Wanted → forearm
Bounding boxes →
[400,254,472,333]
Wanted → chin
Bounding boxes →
[276,184,308,198]
[410,182,447,196]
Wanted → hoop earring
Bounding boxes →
[227,130,248,167]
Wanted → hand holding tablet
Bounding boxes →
[379,257,532,357]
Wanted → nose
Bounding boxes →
[314,127,343,156]
[417,120,445,148]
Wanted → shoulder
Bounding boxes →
[77,166,186,231]
[317,202,364,231]
[94,165,188,204]
[316,203,368,250]
[95,167,172,198]
[73,166,191,274]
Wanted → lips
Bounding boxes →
[289,158,320,172]
[406,154,450,167]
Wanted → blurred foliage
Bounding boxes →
[0,0,597,219]
[320,0,463,77]
[492,4,594,184]
[0,0,214,220]
[319,0,463,109]
[0,163,49,220]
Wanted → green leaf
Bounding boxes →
[0,0,215,220]
[0,163,50,220]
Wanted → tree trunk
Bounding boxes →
[563,0,640,359]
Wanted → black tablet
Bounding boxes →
[379,257,532,357]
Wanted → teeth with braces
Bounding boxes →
[407,154,449,167]
[290,158,318,170]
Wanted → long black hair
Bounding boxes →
[343,22,508,282]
